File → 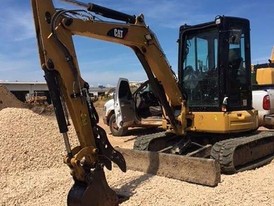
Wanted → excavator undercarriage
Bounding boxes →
[133,130,274,175]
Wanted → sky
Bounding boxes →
[0,0,273,87]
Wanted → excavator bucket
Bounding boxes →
[116,148,221,187]
[67,168,119,206]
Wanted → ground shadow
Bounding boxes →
[112,149,160,203]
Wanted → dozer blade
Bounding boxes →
[68,168,119,206]
[116,147,221,187]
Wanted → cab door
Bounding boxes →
[114,78,135,128]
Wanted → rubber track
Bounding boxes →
[134,131,173,151]
[211,132,274,174]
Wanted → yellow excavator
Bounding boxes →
[253,47,274,85]
[31,0,274,205]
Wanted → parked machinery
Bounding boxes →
[32,0,274,205]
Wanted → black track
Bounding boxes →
[134,131,179,152]
[211,131,274,174]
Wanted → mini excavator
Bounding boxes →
[31,0,274,205]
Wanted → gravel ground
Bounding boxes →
[0,105,274,206]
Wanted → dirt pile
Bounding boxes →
[0,107,78,205]
[0,85,26,110]
[29,104,55,115]
[0,108,77,174]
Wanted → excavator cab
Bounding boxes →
[178,16,258,133]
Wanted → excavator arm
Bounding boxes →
[31,0,189,205]
[32,0,189,135]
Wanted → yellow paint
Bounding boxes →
[256,68,274,85]
[188,110,258,133]
[80,113,88,126]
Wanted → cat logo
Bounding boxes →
[107,28,128,39]
[114,29,124,38]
